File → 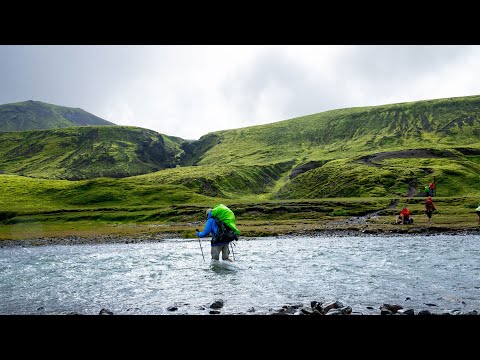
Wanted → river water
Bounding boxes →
[0,234,479,315]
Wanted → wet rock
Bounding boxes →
[340,306,352,315]
[274,306,297,315]
[247,307,255,313]
[99,308,113,315]
[445,309,461,315]
[417,309,432,315]
[321,300,343,314]
[460,310,478,315]
[326,309,344,315]
[397,309,415,315]
[301,308,313,315]
[287,303,304,309]
[311,300,322,309]
[423,303,438,307]
[167,306,178,312]
[209,310,221,314]
[380,304,403,313]
[210,299,224,309]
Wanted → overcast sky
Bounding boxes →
[1,45,479,140]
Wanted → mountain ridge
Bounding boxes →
[0,100,115,132]
[0,95,479,199]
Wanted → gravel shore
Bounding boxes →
[1,228,480,248]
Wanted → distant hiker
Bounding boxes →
[429,181,436,197]
[196,205,239,262]
[476,204,480,225]
[425,196,436,225]
[396,206,413,224]
[424,185,430,197]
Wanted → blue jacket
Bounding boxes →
[196,213,225,246]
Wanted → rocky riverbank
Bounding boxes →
[1,227,480,248]
[69,298,479,316]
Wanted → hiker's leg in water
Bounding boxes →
[211,245,220,260]
[221,244,232,262]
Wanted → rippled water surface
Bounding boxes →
[1,234,479,315]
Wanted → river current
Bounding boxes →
[0,234,479,315]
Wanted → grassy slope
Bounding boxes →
[0,126,185,179]
[189,95,480,167]
[181,95,480,199]
[0,100,115,131]
[2,95,479,197]
[1,95,480,240]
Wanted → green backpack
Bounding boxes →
[210,204,240,245]
[211,204,240,234]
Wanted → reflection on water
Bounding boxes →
[0,234,479,315]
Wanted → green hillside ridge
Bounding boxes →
[0,126,185,179]
[171,94,480,199]
[0,100,115,131]
[0,94,480,217]
[1,94,480,240]
[187,94,480,167]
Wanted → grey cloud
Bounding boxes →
[0,45,158,112]
[221,47,344,123]
[221,45,479,126]
[337,45,475,89]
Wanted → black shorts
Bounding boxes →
[426,211,433,218]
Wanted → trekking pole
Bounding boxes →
[196,229,205,262]
[230,242,235,261]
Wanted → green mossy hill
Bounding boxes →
[0,100,115,132]
[0,174,213,215]
[1,95,480,200]
[185,95,480,167]
[0,126,185,180]
[133,161,294,198]
[176,95,480,198]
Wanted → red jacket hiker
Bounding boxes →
[425,197,436,224]
[397,207,412,224]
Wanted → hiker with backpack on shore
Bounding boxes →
[425,196,436,225]
[196,204,240,262]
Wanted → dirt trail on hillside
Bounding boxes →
[356,149,459,167]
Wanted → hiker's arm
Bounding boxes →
[197,218,214,238]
